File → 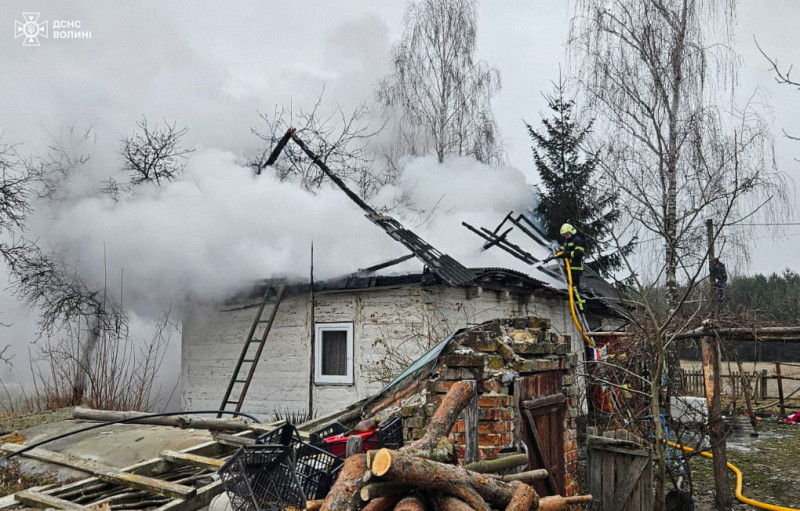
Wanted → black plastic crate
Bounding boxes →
[256,423,304,447]
[308,421,349,445]
[362,417,404,451]
[293,442,344,500]
[254,423,344,501]
[219,444,305,511]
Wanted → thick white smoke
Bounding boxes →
[27,150,544,319]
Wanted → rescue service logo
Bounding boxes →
[14,12,47,46]
[14,12,91,46]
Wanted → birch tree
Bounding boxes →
[571,1,789,509]
[377,0,502,168]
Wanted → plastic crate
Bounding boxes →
[319,417,404,456]
[219,444,306,511]
[254,423,344,501]
[309,421,348,445]
[256,423,304,447]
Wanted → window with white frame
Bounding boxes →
[314,322,354,385]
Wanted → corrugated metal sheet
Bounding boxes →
[366,213,475,286]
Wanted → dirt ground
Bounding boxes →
[685,421,800,510]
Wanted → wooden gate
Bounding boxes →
[517,372,566,497]
[587,434,653,511]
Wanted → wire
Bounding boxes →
[0,409,262,463]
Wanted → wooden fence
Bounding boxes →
[677,369,768,399]
[587,432,653,511]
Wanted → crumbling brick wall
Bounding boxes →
[398,316,582,496]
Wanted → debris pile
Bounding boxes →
[310,381,592,511]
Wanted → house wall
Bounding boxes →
[181,282,583,418]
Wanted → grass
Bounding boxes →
[687,421,800,510]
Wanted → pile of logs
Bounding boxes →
[308,381,592,511]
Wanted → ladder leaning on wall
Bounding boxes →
[218,282,286,417]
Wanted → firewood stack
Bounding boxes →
[308,381,592,511]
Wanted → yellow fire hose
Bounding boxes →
[668,441,799,511]
[563,259,596,348]
[562,257,795,510]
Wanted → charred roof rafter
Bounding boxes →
[262,129,476,287]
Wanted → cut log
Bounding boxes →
[433,494,476,511]
[488,469,549,485]
[366,449,380,469]
[537,495,593,511]
[305,500,323,511]
[360,482,414,502]
[401,381,474,462]
[320,454,367,511]
[362,495,403,511]
[464,454,528,473]
[504,481,537,511]
[372,449,524,511]
[394,494,427,511]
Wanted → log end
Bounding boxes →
[372,448,393,477]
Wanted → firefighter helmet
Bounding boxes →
[560,223,577,236]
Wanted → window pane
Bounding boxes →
[321,330,348,376]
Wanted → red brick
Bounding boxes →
[478,421,511,434]
[500,433,513,445]
[478,395,512,407]
[455,445,466,460]
[478,446,501,460]
[453,420,466,433]
[433,380,456,393]
[478,433,502,446]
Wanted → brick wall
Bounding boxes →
[397,317,582,496]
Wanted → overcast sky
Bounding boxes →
[1,1,799,385]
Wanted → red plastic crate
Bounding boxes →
[321,430,376,457]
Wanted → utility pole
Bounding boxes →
[703,218,732,510]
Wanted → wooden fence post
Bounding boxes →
[760,370,768,400]
[775,361,785,417]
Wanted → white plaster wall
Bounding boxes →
[181,283,585,418]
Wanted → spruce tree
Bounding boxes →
[525,80,630,276]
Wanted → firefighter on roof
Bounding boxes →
[555,223,586,310]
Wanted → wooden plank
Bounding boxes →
[521,394,566,410]
[601,450,614,510]
[523,409,560,495]
[155,480,225,511]
[588,449,603,510]
[463,379,478,464]
[609,455,649,510]
[0,443,195,500]
[161,450,226,470]
[15,490,89,510]
[213,433,256,447]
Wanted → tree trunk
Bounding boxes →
[464,454,528,474]
[702,336,732,510]
[401,380,474,462]
[433,495,475,511]
[362,495,403,511]
[372,449,530,511]
[487,470,549,485]
[505,481,537,511]
[320,454,367,511]
[394,494,427,511]
[537,495,593,511]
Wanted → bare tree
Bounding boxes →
[376,0,502,168]
[571,1,790,508]
[756,40,800,146]
[251,94,388,199]
[121,117,193,186]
